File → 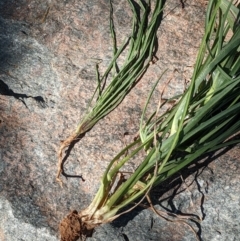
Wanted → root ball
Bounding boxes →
[59,210,82,241]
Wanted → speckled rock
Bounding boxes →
[0,0,240,241]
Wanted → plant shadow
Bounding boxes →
[0,79,46,108]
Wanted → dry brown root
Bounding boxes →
[56,132,78,186]
[145,194,200,241]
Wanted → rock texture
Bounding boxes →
[0,0,239,241]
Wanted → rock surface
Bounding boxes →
[0,0,240,241]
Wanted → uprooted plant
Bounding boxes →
[59,0,240,240]
[57,0,165,184]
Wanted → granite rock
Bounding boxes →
[0,0,240,241]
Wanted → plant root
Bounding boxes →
[145,194,201,241]
[56,132,78,186]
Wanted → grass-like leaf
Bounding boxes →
[57,0,164,184]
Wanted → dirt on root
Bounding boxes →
[59,210,94,241]
[59,210,82,241]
